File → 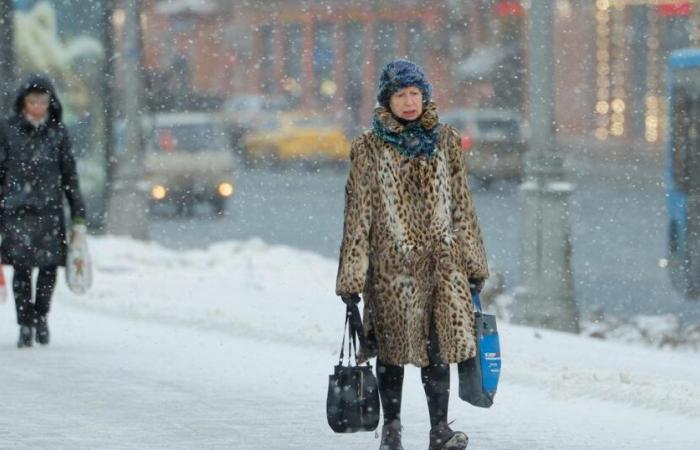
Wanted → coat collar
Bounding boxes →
[373,101,440,134]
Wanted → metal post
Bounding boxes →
[512,1,579,333]
[0,0,15,114]
[106,0,149,239]
[630,6,648,142]
[99,0,116,231]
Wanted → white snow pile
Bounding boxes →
[62,236,342,348]
[484,291,700,351]
[54,236,700,420]
[581,310,700,351]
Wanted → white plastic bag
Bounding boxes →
[0,237,7,303]
[66,225,93,295]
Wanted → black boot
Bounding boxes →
[35,317,50,345]
[379,420,403,450]
[429,422,468,450]
[17,325,33,348]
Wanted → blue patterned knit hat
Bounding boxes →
[377,60,432,108]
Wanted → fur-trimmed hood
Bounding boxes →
[13,74,63,125]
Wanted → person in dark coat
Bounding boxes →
[0,74,86,348]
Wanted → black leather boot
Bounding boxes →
[35,317,50,345]
[379,420,403,450]
[17,325,33,348]
[429,422,468,450]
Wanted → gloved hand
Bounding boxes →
[70,222,87,247]
[72,216,87,227]
[340,293,361,305]
[469,278,484,293]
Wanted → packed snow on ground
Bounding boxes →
[0,236,698,449]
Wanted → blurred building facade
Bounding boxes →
[137,0,523,126]
[135,0,700,147]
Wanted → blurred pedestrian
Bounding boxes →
[336,60,489,450]
[0,74,86,348]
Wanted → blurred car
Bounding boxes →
[441,108,526,185]
[144,113,235,216]
[221,94,290,151]
[242,113,350,166]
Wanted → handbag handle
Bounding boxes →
[338,303,366,366]
[338,306,356,366]
[470,286,482,313]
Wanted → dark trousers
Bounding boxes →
[13,266,58,326]
[376,319,451,428]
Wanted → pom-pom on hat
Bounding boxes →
[376,59,432,108]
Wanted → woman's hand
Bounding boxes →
[70,222,87,247]
[469,278,484,293]
[340,293,361,305]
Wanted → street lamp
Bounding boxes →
[512,1,579,333]
[106,0,149,239]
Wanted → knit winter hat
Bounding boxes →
[377,59,432,108]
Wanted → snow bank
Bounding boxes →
[486,292,700,351]
[62,236,341,348]
[56,236,700,419]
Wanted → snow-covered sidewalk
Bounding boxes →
[0,237,698,449]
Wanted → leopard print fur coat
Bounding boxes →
[336,102,489,367]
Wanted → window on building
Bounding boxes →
[345,22,365,126]
[260,25,275,94]
[375,21,398,81]
[314,21,336,101]
[284,23,303,100]
[407,21,425,66]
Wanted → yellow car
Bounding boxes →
[242,113,350,166]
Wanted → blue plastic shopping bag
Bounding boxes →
[458,288,501,408]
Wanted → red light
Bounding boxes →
[494,1,524,17]
[658,3,691,17]
[461,134,473,153]
[159,130,176,153]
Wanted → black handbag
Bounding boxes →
[458,288,501,408]
[326,303,380,433]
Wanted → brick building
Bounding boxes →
[134,0,514,127]
[131,0,700,146]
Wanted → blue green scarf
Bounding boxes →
[372,102,441,159]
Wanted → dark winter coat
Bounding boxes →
[336,102,489,367]
[0,75,86,267]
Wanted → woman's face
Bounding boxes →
[389,86,423,121]
[24,92,50,122]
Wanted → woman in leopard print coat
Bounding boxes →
[336,60,489,450]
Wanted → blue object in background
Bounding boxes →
[666,48,700,299]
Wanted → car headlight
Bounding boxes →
[218,182,234,197]
[151,185,167,200]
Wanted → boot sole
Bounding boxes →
[442,433,468,449]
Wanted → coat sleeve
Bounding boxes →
[59,128,87,222]
[447,126,489,281]
[0,122,9,208]
[0,124,7,196]
[336,136,372,296]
